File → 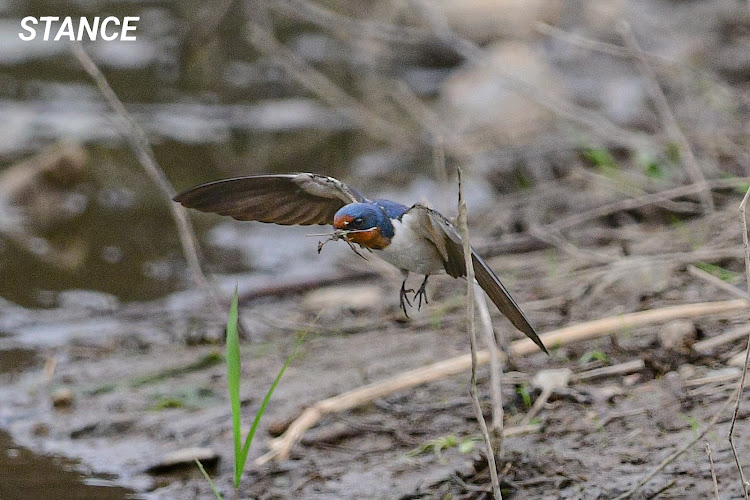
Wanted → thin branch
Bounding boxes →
[570,359,645,383]
[729,182,750,499]
[694,324,750,355]
[688,265,750,301]
[706,441,721,500]
[620,22,714,212]
[457,167,502,499]
[475,281,504,442]
[71,43,220,312]
[276,0,433,45]
[246,23,416,149]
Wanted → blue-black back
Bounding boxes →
[373,199,409,219]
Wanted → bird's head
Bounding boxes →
[333,203,393,250]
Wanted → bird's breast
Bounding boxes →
[375,214,445,275]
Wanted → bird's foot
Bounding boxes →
[413,276,429,310]
[399,281,414,318]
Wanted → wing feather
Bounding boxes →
[173,173,364,226]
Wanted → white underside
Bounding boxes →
[374,213,445,275]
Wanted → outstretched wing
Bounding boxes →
[173,173,365,225]
[407,205,548,354]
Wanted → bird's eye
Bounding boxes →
[353,217,364,227]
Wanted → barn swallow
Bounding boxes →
[174,173,547,353]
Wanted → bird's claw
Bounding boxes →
[413,278,429,311]
[399,282,414,318]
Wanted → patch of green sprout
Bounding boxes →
[516,384,532,409]
[579,349,609,365]
[666,142,681,164]
[198,288,302,499]
[679,414,700,439]
[694,261,741,283]
[408,435,479,460]
[583,147,618,172]
[644,160,665,179]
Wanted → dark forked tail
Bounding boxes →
[472,251,548,354]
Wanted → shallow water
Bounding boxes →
[0,431,138,500]
[0,0,446,495]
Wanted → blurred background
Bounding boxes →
[2,0,750,498]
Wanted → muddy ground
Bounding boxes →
[3,0,750,499]
[3,171,750,499]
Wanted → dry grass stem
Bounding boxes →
[529,225,616,264]
[71,43,220,312]
[246,23,415,149]
[694,324,750,354]
[688,265,750,301]
[620,21,714,212]
[475,281,504,443]
[255,299,747,464]
[706,441,721,500]
[457,168,502,499]
[535,21,747,108]
[571,359,645,383]
[276,0,432,45]
[729,183,750,499]
[519,385,553,427]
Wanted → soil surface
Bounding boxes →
[2,0,750,499]
[3,173,750,499]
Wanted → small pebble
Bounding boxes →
[51,388,73,408]
[658,320,696,353]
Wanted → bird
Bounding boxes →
[174,173,548,354]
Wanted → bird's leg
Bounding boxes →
[399,270,413,317]
[413,275,430,310]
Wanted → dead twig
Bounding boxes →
[457,168,502,499]
[620,21,714,213]
[706,441,721,500]
[688,265,750,301]
[476,281,504,441]
[685,371,743,388]
[729,182,750,499]
[71,43,220,312]
[246,23,416,149]
[694,324,750,355]
[255,299,747,464]
[529,225,617,264]
[646,479,677,499]
[571,359,645,383]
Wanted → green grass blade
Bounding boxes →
[225,288,242,488]
[194,458,224,500]
[236,337,302,475]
